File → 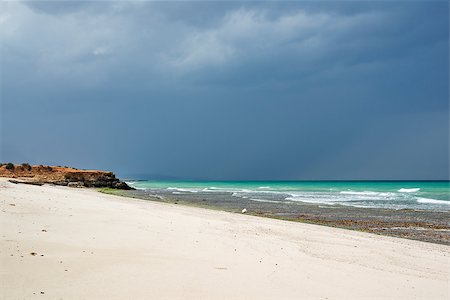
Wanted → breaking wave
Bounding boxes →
[127,181,449,211]
[416,198,450,205]
[166,187,198,193]
[398,188,420,193]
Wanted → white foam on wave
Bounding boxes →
[258,186,271,189]
[340,190,379,196]
[134,186,148,190]
[230,189,262,195]
[339,191,396,198]
[416,198,450,205]
[398,188,420,193]
[285,189,399,206]
[202,187,234,192]
[167,187,198,193]
[125,182,147,190]
[125,181,145,190]
[285,195,339,204]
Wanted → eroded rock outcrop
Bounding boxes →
[0,164,133,190]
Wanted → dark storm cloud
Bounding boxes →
[23,1,93,14]
[0,1,448,180]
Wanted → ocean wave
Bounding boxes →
[258,186,271,189]
[416,198,450,205]
[134,186,148,190]
[338,191,396,198]
[340,191,379,196]
[167,187,198,193]
[125,181,146,190]
[232,193,250,198]
[398,188,420,193]
[201,187,236,193]
[125,182,147,190]
[285,195,339,204]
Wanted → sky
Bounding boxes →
[0,1,448,180]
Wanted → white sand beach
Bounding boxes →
[1,178,449,300]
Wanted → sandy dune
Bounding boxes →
[1,178,448,299]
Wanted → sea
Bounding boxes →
[126,181,450,212]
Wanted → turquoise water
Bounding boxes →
[126,181,450,211]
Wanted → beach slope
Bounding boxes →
[1,179,448,299]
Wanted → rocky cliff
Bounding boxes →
[0,164,133,189]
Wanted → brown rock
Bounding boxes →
[0,164,133,190]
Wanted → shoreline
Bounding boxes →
[100,187,450,245]
[1,178,449,299]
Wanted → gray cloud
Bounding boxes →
[1,1,448,180]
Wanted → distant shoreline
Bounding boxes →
[123,179,450,183]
